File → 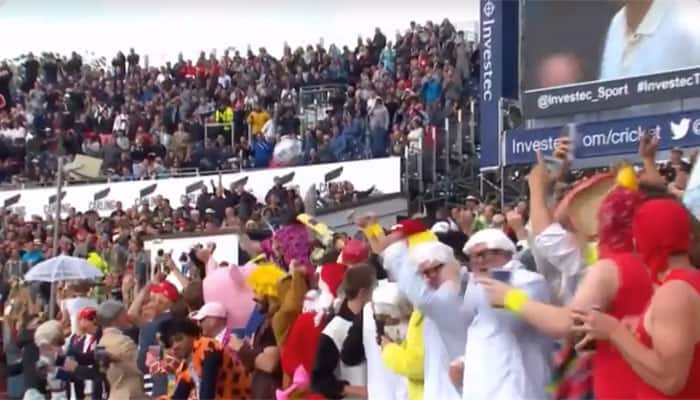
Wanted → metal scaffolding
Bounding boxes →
[404,101,484,213]
[297,84,346,132]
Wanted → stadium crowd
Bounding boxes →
[0,18,477,187]
[3,14,700,400]
[3,126,700,400]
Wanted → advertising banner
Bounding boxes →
[0,157,402,220]
[505,110,700,165]
[478,0,503,169]
[143,232,239,270]
[521,0,700,117]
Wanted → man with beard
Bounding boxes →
[229,261,286,399]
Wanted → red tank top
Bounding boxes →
[635,269,700,399]
[594,253,654,399]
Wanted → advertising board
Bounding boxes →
[505,109,700,165]
[521,0,700,117]
[0,158,402,221]
[143,232,239,270]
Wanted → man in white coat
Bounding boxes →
[460,229,554,400]
[379,222,468,400]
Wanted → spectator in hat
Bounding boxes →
[338,239,369,264]
[60,280,98,336]
[464,195,480,211]
[62,307,102,400]
[135,281,180,397]
[230,261,286,399]
[190,301,229,344]
[96,300,145,400]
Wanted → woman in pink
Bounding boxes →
[479,184,654,399]
[575,198,700,398]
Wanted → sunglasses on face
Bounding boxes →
[421,262,444,278]
[470,249,501,260]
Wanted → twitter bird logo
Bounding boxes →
[671,118,691,140]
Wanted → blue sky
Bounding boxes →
[0,0,478,64]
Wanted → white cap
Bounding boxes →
[189,302,227,321]
[463,228,516,255]
[372,280,411,319]
[430,221,451,234]
[410,241,456,271]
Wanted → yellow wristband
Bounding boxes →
[503,289,529,314]
[362,223,384,239]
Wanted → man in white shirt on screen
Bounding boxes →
[600,0,700,80]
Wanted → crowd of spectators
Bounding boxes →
[0,173,381,282]
[0,19,479,188]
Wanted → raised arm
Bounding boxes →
[479,259,616,337]
[382,241,473,329]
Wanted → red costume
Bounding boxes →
[592,186,653,399]
[633,199,700,399]
[279,263,347,400]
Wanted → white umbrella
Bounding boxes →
[24,255,104,282]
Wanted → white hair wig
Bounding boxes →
[462,228,517,255]
[410,240,457,270]
[34,320,63,346]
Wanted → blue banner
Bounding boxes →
[504,109,700,165]
[478,0,503,169]
[479,0,519,169]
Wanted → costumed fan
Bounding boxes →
[363,219,468,400]
[362,218,463,400]
[237,259,288,400]
[278,262,348,400]
[202,260,256,331]
[554,165,637,266]
[361,281,411,400]
[548,164,645,400]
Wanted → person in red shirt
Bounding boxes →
[208,58,221,78]
[574,198,700,399]
[183,61,196,80]
[279,263,348,400]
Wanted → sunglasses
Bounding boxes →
[470,249,501,260]
[421,262,444,277]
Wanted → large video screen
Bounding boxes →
[521,0,700,117]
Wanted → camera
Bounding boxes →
[94,345,111,372]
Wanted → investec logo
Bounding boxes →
[481,0,496,102]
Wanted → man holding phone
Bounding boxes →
[457,229,553,400]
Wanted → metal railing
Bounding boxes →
[298,84,346,132]
[204,121,236,147]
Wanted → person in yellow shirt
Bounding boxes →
[381,309,424,400]
[247,104,270,135]
[214,103,234,135]
[87,250,109,274]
